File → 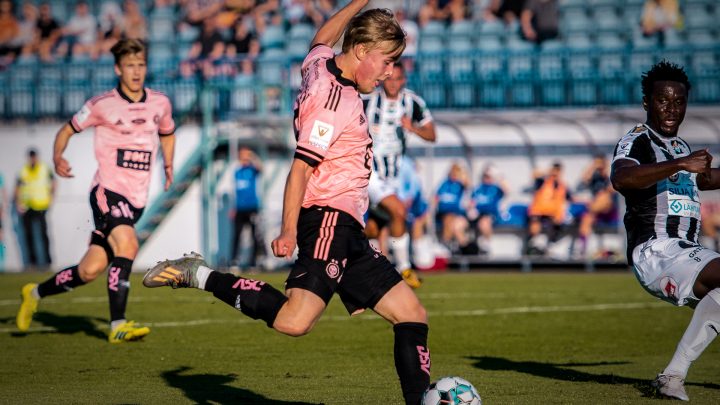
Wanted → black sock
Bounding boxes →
[394,322,431,405]
[37,265,87,298]
[204,272,288,327]
[108,257,133,322]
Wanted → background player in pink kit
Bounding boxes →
[143,1,431,403]
[16,39,176,344]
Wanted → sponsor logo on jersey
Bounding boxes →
[669,173,679,182]
[114,119,124,126]
[117,148,151,171]
[153,114,160,124]
[325,259,340,279]
[309,120,333,150]
[618,141,632,156]
[660,276,678,300]
[131,118,147,125]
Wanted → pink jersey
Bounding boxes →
[293,45,372,226]
[70,87,174,208]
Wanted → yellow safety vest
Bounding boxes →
[18,163,53,211]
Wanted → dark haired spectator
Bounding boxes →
[520,0,558,44]
[35,2,61,62]
[306,0,337,27]
[183,0,225,27]
[641,0,680,42]
[225,15,259,75]
[526,162,571,255]
[57,1,98,59]
[180,17,225,78]
[0,0,20,63]
[575,155,617,258]
[418,0,467,27]
[483,0,526,25]
[122,0,147,40]
[468,165,507,255]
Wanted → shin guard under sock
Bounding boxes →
[394,322,431,405]
[204,272,288,327]
[37,265,87,298]
[108,257,133,322]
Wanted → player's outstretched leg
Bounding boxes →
[16,265,88,331]
[653,287,720,401]
[144,252,288,327]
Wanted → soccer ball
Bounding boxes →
[422,376,482,405]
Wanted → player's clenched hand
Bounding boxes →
[164,165,174,191]
[54,156,74,178]
[681,149,712,175]
[272,232,297,259]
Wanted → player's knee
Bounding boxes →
[113,237,139,257]
[396,303,427,324]
[78,264,105,282]
[274,318,315,337]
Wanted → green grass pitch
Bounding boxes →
[1,271,718,404]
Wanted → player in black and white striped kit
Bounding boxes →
[611,61,720,401]
[363,64,435,288]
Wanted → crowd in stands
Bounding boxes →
[0,0,705,75]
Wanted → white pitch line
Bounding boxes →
[0,301,666,334]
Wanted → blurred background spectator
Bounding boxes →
[520,0,558,44]
[468,164,507,255]
[225,15,259,75]
[0,0,19,64]
[180,17,225,78]
[526,161,571,255]
[34,2,61,62]
[230,146,265,271]
[641,0,681,44]
[97,1,124,56]
[483,0,525,26]
[122,0,147,40]
[435,162,475,254]
[574,155,617,258]
[57,1,98,59]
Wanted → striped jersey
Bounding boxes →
[363,88,432,179]
[292,44,372,226]
[70,86,175,208]
[612,123,701,260]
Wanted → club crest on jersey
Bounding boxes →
[618,141,632,156]
[309,120,333,150]
[325,259,341,279]
[660,277,678,300]
[117,148,151,171]
[75,105,91,124]
[671,140,684,154]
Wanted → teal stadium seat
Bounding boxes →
[561,8,591,33]
[420,21,446,40]
[149,15,176,42]
[288,23,315,42]
[63,86,87,116]
[594,6,623,32]
[260,26,285,51]
[230,73,257,112]
[257,48,285,86]
[684,4,715,30]
[448,20,475,41]
[174,78,199,114]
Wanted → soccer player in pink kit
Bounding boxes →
[16,39,176,343]
[143,1,431,403]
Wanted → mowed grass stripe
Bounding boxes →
[0,301,666,333]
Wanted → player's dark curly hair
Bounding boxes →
[641,60,691,99]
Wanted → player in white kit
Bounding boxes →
[364,63,435,288]
[611,61,720,401]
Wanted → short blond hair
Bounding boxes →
[110,38,147,65]
[342,8,406,58]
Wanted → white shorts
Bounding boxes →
[632,237,720,306]
[368,172,401,206]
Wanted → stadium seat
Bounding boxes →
[178,26,200,42]
[230,73,257,112]
[420,21,446,40]
[594,6,623,32]
[63,86,87,116]
[174,78,199,114]
[260,25,285,51]
[288,23,315,41]
[684,4,715,30]
[36,83,62,116]
[257,48,286,86]
[496,203,529,229]
[478,20,505,41]
[448,20,475,41]
[561,8,591,33]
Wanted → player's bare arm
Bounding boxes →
[611,149,712,191]
[159,133,175,191]
[52,123,76,178]
[401,117,436,142]
[271,159,314,259]
[310,0,369,48]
